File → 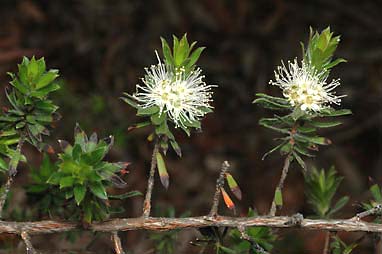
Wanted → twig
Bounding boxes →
[238,225,269,254]
[209,161,230,217]
[111,231,125,254]
[142,140,160,218]
[0,134,25,218]
[21,230,38,254]
[269,153,292,216]
[352,205,382,221]
[1,216,382,235]
[322,231,332,254]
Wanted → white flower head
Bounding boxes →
[133,52,215,127]
[269,59,344,112]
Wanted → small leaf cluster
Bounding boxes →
[305,166,349,219]
[0,57,59,173]
[46,125,129,223]
[303,27,346,75]
[160,34,205,73]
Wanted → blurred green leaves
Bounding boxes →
[305,167,349,219]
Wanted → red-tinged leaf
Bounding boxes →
[156,153,169,189]
[44,144,55,154]
[225,173,242,200]
[221,187,235,210]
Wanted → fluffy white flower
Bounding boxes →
[269,59,343,112]
[133,53,215,127]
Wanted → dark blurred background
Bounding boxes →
[0,0,381,253]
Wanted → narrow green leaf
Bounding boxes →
[109,191,143,200]
[275,188,283,206]
[89,182,108,200]
[74,185,86,205]
[226,173,242,200]
[137,106,159,116]
[310,121,342,128]
[186,47,205,68]
[0,157,7,171]
[370,184,382,202]
[36,70,59,89]
[156,152,169,189]
[59,176,74,189]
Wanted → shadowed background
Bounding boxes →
[0,0,381,253]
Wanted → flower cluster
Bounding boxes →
[133,53,214,127]
[269,59,343,112]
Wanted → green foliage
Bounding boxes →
[254,97,351,167]
[0,56,60,174]
[161,34,205,73]
[303,27,346,74]
[330,235,357,254]
[305,167,349,218]
[46,124,132,223]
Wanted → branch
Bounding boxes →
[111,231,125,254]
[1,216,382,235]
[209,161,230,217]
[142,140,160,218]
[0,134,25,218]
[238,225,269,254]
[21,230,38,254]
[269,153,291,216]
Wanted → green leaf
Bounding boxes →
[161,37,173,65]
[151,112,166,125]
[170,140,182,157]
[310,121,342,128]
[275,188,283,206]
[36,70,59,89]
[156,152,169,189]
[121,93,138,108]
[262,141,288,160]
[109,191,143,200]
[320,109,352,117]
[328,196,349,217]
[137,106,160,116]
[59,176,74,189]
[186,47,205,68]
[0,157,7,171]
[226,173,242,200]
[89,182,108,200]
[370,184,382,202]
[292,151,306,170]
[74,185,86,205]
